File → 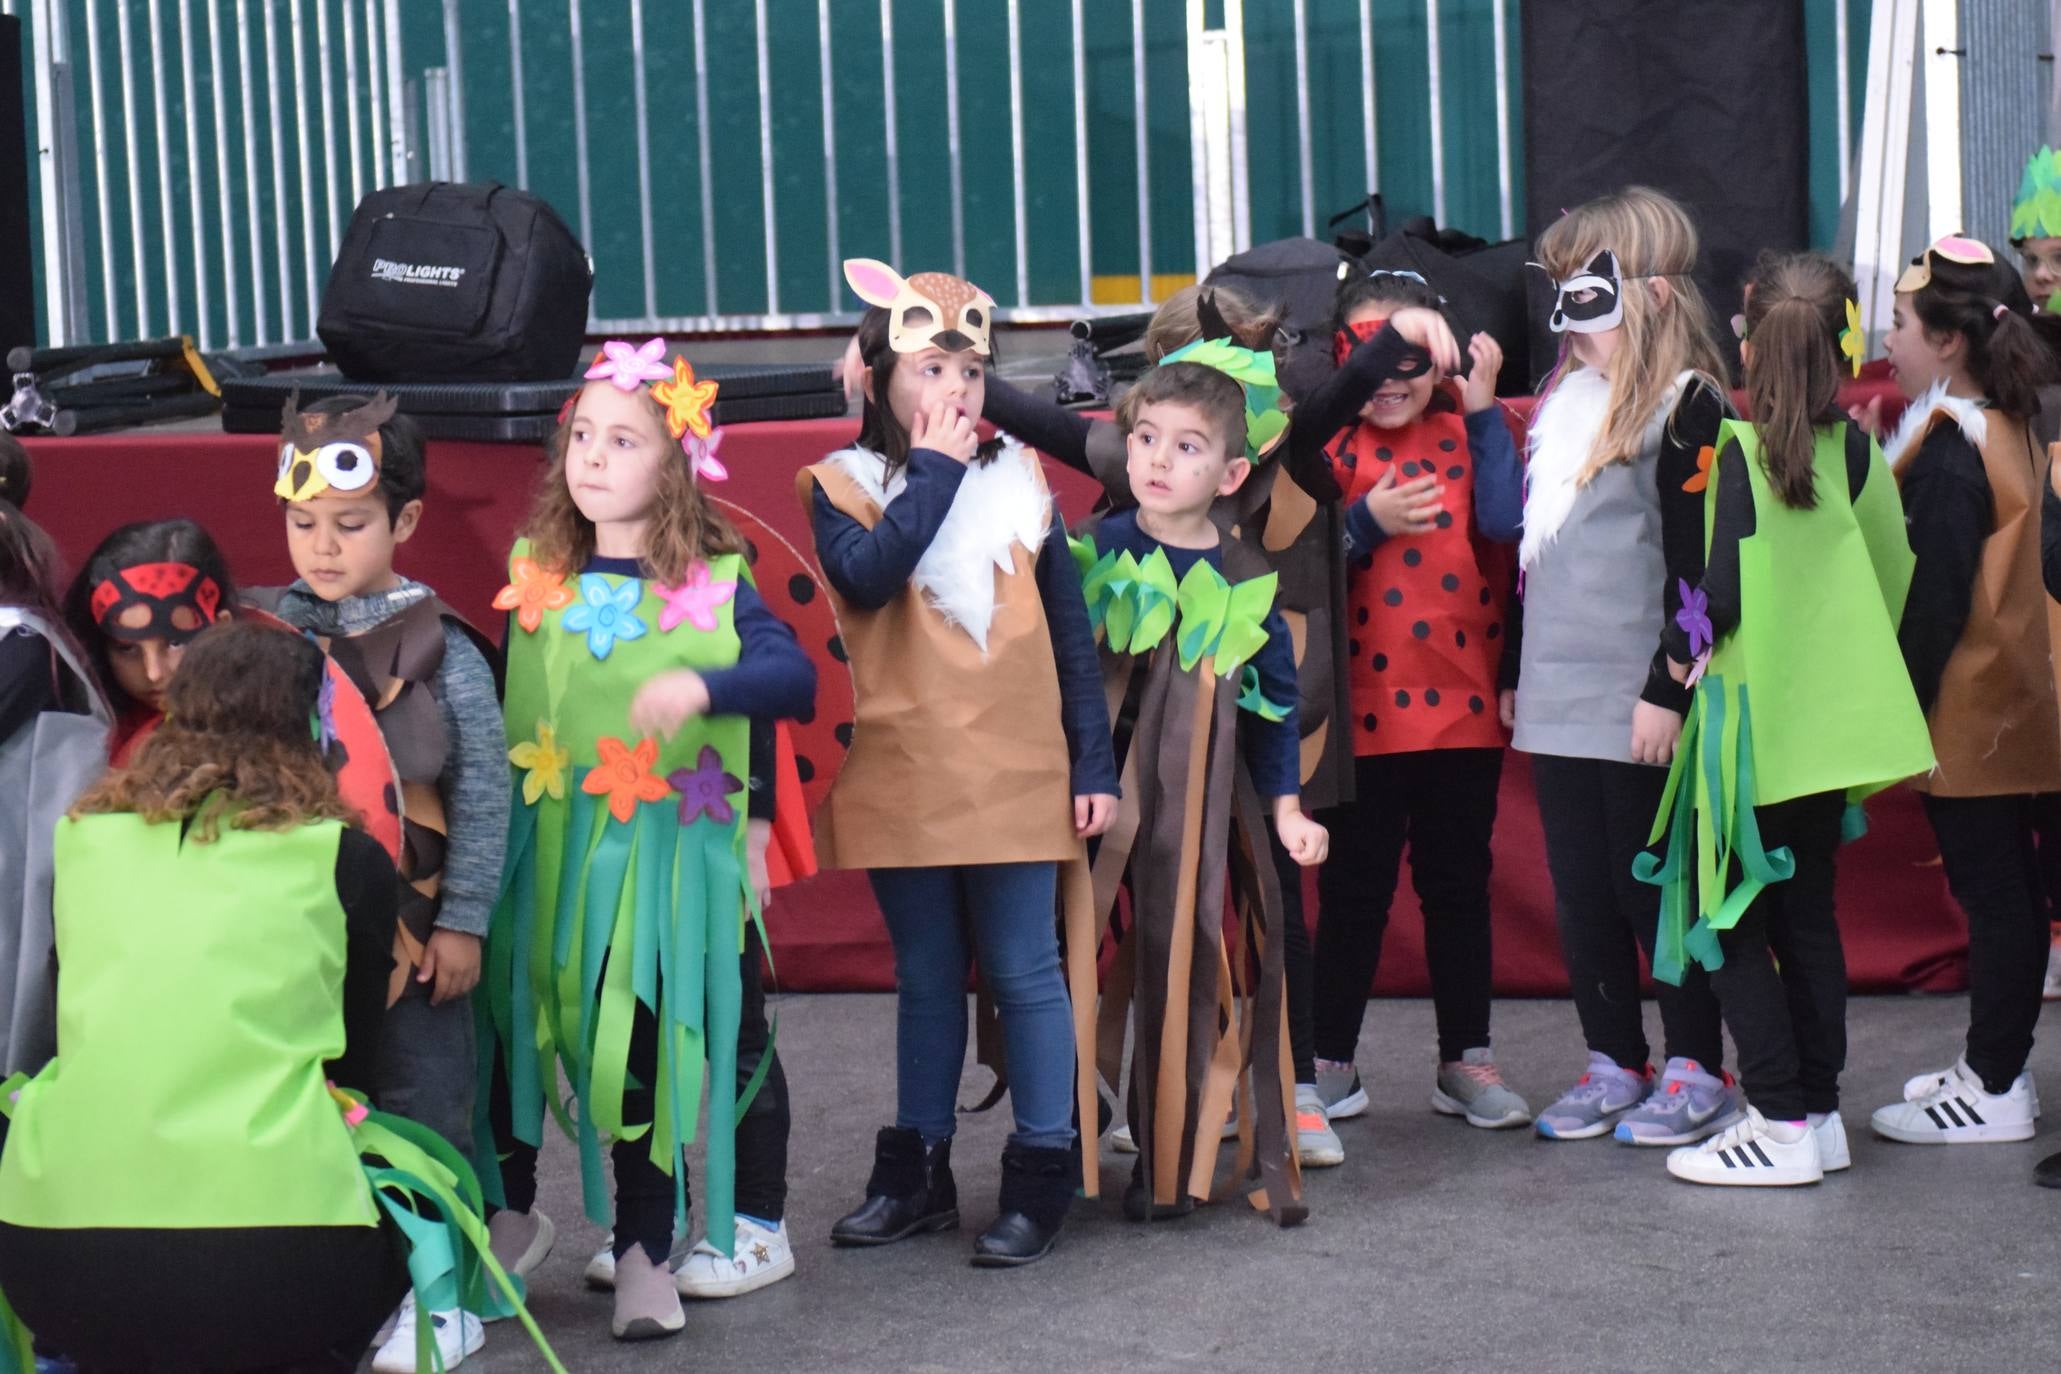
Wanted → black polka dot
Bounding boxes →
[1401,461,1421,477]
[1355,606,1369,626]
[1383,588,1403,607]
[828,634,848,663]
[1447,465,1465,480]
[834,721,854,747]
[1341,450,1358,470]
[1455,630,1468,649]
[1372,653,1388,671]
[1425,688,1441,706]
[787,574,816,605]
[1362,713,1377,731]
[1486,622,1501,640]
[1403,549,1423,567]
[795,754,816,782]
[1435,512,1453,529]
[1441,573,1461,592]
[744,538,761,565]
[1349,637,1362,656]
[1411,621,1430,639]
[1375,446,1393,461]
[1468,695,1485,714]
[1438,438,1458,452]
[1479,587,1493,605]
[1395,690,1411,708]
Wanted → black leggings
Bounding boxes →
[1924,792,2048,1093]
[1531,753,1725,1073]
[1314,749,1503,1064]
[1266,818,1317,1086]
[1707,791,1847,1120]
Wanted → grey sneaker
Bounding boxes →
[1613,1057,1743,1146]
[1316,1060,1368,1120]
[1431,1047,1532,1128]
[1295,1083,1345,1167]
[1535,1051,1649,1140]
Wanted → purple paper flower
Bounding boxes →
[1675,578,1712,659]
[683,426,729,482]
[667,744,743,827]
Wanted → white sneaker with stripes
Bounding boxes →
[1665,1108,1822,1187]
[1871,1057,2037,1145]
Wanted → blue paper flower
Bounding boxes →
[1675,578,1712,659]
[562,574,648,660]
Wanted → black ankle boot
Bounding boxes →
[831,1127,959,1246]
[970,1142,1076,1267]
[1120,1158,1196,1223]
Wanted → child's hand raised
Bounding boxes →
[910,401,979,464]
[628,668,712,740]
[1461,333,1503,414]
[1275,806,1329,867]
[1385,306,1463,376]
[1847,394,1884,440]
[1364,466,1445,537]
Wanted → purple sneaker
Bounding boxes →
[1614,1057,1744,1146]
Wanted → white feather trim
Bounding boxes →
[1518,368,1692,569]
[1882,378,1988,473]
[821,441,1051,653]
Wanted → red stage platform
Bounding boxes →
[19,371,1969,996]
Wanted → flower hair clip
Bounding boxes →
[567,337,730,482]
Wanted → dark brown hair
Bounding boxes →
[851,305,1003,481]
[0,437,66,618]
[1333,270,1443,335]
[523,381,748,588]
[70,621,357,840]
[298,394,427,524]
[1905,247,2057,420]
[1739,252,1856,510]
[62,519,239,717]
[1115,361,1247,461]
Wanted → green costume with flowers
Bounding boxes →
[1637,421,1934,983]
[486,540,757,1251]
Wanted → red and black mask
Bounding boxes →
[88,561,223,645]
[1332,316,1430,376]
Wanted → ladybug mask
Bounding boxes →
[275,390,399,503]
[88,561,223,645]
[1331,317,1435,377]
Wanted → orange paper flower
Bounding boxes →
[494,557,576,633]
[581,735,671,823]
[653,357,720,441]
[1682,444,1714,494]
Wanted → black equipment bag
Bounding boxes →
[317,181,592,383]
[1203,237,1366,404]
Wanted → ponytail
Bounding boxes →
[1978,308,2053,419]
[1739,251,1854,511]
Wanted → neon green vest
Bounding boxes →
[1640,422,1934,981]
[489,541,752,1243]
[0,815,375,1230]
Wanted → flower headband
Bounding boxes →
[1158,291,1289,462]
[570,338,728,482]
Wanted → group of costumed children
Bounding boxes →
[8,164,2061,1370]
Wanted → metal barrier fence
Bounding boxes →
[8,2,1874,353]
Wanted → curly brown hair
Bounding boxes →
[522,379,748,586]
[70,621,358,841]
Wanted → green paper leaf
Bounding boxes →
[1103,551,1142,650]
[1236,664,1292,721]
[1068,533,1098,582]
[1174,559,1231,671]
[1130,548,1180,652]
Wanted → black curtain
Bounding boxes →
[0,17,31,354]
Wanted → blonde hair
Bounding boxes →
[1143,282,1283,361]
[1536,187,1730,481]
[523,381,748,587]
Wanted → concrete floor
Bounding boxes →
[461,993,2061,1374]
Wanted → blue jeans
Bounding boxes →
[867,862,1077,1152]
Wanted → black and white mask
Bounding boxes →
[1545,249,1625,334]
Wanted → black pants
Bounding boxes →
[1313,749,1503,1064]
[1924,792,2048,1093]
[492,924,791,1262]
[1266,817,1317,1085]
[2030,792,2061,914]
[1532,753,1725,1072]
[1707,791,1847,1121]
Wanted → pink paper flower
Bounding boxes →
[654,560,738,633]
[683,427,729,482]
[585,337,672,392]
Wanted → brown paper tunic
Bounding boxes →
[1895,409,2061,797]
[800,450,1081,869]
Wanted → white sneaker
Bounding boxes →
[674,1215,796,1299]
[1109,1113,1240,1154]
[2045,936,2061,1001]
[584,1243,617,1291]
[1901,1063,2039,1119]
[1873,1058,2037,1144]
[1667,1108,1823,1186]
[370,1295,485,1374]
[1810,1111,1851,1172]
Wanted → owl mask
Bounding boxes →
[274,390,400,502]
[844,258,995,357]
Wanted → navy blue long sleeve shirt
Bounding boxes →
[810,447,1120,797]
[1088,508,1302,799]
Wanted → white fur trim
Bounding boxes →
[1519,368,1693,569]
[1882,378,1989,473]
[821,441,1051,653]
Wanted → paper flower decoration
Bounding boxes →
[683,427,729,483]
[509,720,570,805]
[315,673,338,751]
[586,337,672,392]
[666,744,743,827]
[1682,444,1714,495]
[326,1081,369,1128]
[581,736,671,823]
[493,557,577,633]
[1675,578,1712,659]
[1839,298,1864,379]
[653,356,720,440]
[563,574,648,660]
[1685,649,1711,690]
[654,560,737,633]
